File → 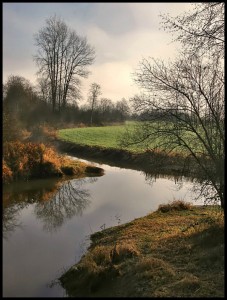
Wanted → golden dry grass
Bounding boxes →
[158,200,192,213]
[60,203,224,297]
[3,141,103,183]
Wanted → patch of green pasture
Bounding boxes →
[57,121,207,155]
[58,124,141,151]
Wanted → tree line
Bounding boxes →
[3,74,131,141]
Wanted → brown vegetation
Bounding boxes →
[158,200,192,213]
[3,141,104,184]
[60,203,224,297]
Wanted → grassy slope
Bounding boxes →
[57,122,201,155]
[60,204,224,297]
[58,123,145,152]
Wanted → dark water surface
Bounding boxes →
[3,157,204,297]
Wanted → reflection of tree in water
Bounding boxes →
[3,202,23,239]
[143,171,211,204]
[3,192,30,239]
[3,180,62,239]
[143,171,195,192]
[34,178,96,233]
[3,177,97,237]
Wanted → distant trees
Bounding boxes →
[115,98,130,122]
[4,75,36,114]
[99,98,114,115]
[98,98,114,122]
[88,83,102,125]
[3,75,42,141]
[34,15,95,113]
[85,90,131,125]
[124,3,224,208]
[3,73,132,134]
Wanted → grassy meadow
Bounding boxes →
[57,121,203,156]
[58,122,159,153]
[58,122,137,150]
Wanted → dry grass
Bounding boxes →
[158,200,192,213]
[59,203,224,297]
[3,141,103,183]
[2,159,13,183]
[3,141,62,182]
[110,241,140,264]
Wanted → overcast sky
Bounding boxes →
[3,2,193,104]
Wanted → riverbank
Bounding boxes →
[55,138,197,177]
[59,202,224,297]
[3,141,104,184]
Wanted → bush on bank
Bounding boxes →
[2,141,101,184]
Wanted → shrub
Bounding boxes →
[2,159,13,183]
[158,200,192,213]
[3,141,63,182]
[2,140,101,183]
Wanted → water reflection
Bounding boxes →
[3,160,207,297]
[34,179,93,232]
[3,202,24,239]
[143,171,194,189]
[3,177,97,238]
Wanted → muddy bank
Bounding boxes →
[54,139,196,177]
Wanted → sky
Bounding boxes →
[3,2,193,104]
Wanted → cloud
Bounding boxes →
[72,3,137,35]
[3,2,193,103]
[81,61,140,102]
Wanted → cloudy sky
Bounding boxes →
[3,2,193,104]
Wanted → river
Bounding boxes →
[3,156,205,297]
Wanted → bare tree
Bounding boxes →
[129,53,224,207]
[34,15,95,113]
[123,3,224,208]
[37,77,51,104]
[88,83,102,125]
[97,98,114,122]
[161,3,224,57]
[116,98,130,122]
[99,98,114,115]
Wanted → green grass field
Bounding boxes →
[58,122,145,152]
[57,121,204,155]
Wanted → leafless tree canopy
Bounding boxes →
[161,3,224,57]
[126,3,224,208]
[88,82,102,125]
[34,15,95,112]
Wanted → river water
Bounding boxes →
[3,156,205,297]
